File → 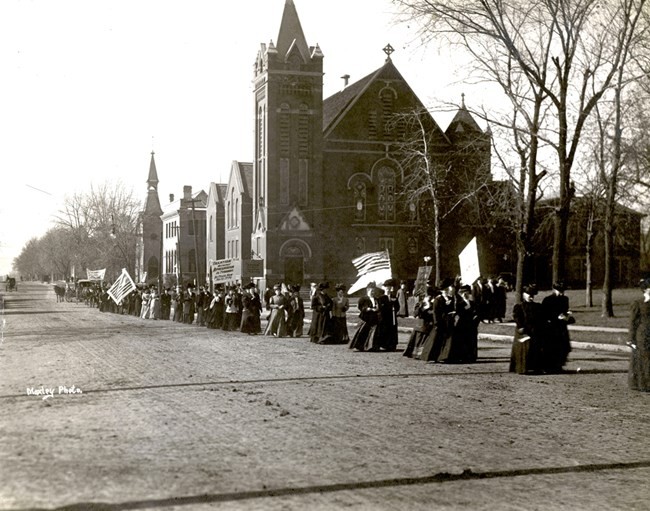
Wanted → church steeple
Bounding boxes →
[144,151,163,217]
[147,151,159,191]
[276,0,310,62]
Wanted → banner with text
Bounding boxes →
[86,268,106,281]
[210,259,236,284]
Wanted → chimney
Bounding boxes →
[341,74,350,88]
[169,193,174,202]
[183,185,192,201]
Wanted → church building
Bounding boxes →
[214,0,491,291]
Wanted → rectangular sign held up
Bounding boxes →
[210,259,236,284]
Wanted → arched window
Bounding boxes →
[188,249,196,273]
[377,167,396,222]
[235,198,239,227]
[353,182,366,221]
[209,215,213,242]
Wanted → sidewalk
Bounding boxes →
[303,314,631,353]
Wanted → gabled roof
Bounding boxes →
[207,182,228,206]
[322,58,448,141]
[276,0,310,63]
[227,161,254,198]
[445,104,483,136]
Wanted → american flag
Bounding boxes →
[348,251,392,294]
[107,268,136,305]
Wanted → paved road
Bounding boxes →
[0,283,649,510]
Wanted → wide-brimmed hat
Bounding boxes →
[335,283,347,291]
[318,282,330,290]
[552,281,566,292]
[459,284,472,293]
[366,281,377,289]
[383,278,398,288]
[523,284,538,296]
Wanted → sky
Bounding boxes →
[0,0,495,276]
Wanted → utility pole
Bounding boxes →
[188,197,202,287]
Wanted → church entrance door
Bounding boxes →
[284,257,304,287]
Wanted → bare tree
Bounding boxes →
[393,0,647,285]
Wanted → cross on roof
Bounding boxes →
[383,43,394,60]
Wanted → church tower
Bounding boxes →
[252,0,324,288]
[140,151,163,285]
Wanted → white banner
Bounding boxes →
[86,268,106,281]
[211,259,236,284]
[458,237,481,286]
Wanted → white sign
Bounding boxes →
[211,259,236,283]
[458,237,481,286]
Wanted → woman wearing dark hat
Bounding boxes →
[403,286,437,358]
[331,283,350,344]
[308,282,335,344]
[509,284,545,374]
[371,279,400,351]
[349,282,379,351]
[438,284,479,363]
[264,284,287,337]
[240,283,262,335]
[628,278,650,391]
[286,285,305,337]
[418,278,457,362]
[541,281,573,373]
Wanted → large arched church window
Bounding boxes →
[377,167,396,222]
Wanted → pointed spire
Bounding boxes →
[461,92,466,109]
[147,151,159,190]
[276,0,310,62]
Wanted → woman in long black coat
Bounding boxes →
[541,282,573,373]
[628,278,650,391]
[510,285,545,374]
[349,283,379,351]
[308,282,335,344]
[438,284,479,363]
[403,287,437,358]
[418,280,457,362]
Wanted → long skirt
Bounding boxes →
[509,335,542,374]
[264,308,287,337]
[223,312,239,331]
[629,344,650,391]
[418,326,449,362]
[332,317,349,344]
[403,326,432,358]
[349,320,378,351]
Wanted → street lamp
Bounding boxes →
[423,256,432,266]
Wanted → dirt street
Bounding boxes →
[1,283,649,511]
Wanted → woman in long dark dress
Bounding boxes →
[541,281,573,373]
[240,283,261,334]
[403,287,437,358]
[628,278,650,392]
[438,284,479,363]
[308,282,335,344]
[510,284,545,375]
[373,279,400,351]
[349,283,379,351]
[418,280,456,362]
[331,284,350,344]
[286,285,305,337]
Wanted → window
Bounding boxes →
[188,249,196,272]
[353,182,366,221]
[377,167,396,222]
[379,238,394,256]
[355,237,366,257]
[280,158,290,205]
[299,159,308,206]
[209,215,213,242]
